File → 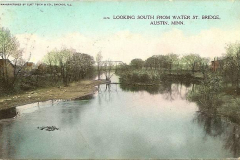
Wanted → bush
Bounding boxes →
[140,73,150,82]
[119,70,160,83]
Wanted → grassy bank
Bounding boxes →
[0,79,106,111]
[117,69,202,85]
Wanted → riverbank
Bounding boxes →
[0,79,106,111]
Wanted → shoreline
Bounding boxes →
[0,79,107,111]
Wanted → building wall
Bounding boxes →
[0,60,15,79]
[211,60,221,71]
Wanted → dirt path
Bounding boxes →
[0,80,106,111]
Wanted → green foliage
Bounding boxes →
[119,70,160,83]
[144,54,178,70]
[221,42,240,87]
[67,53,95,80]
[181,54,209,73]
[188,73,223,109]
[41,49,95,86]
[130,58,144,69]
[220,97,240,123]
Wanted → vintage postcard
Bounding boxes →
[1,0,240,159]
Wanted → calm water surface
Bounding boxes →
[0,75,239,158]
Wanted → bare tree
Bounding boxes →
[103,60,114,82]
[96,52,103,80]
[0,27,23,86]
[11,49,31,87]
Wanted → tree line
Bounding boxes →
[129,53,209,75]
[0,28,95,93]
[118,42,240,91]
[2,26,240,93]
[42,49,95,86]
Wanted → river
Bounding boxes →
[0,74,239,158]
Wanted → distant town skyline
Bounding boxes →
[0,1,240,63]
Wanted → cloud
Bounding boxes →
[154,28,240,58]
[15,28,240,64]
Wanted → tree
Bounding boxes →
[130,58,144,69]
[51,48,73,86]
[181,54,202,74]
[68,52,95,81]
[0,27,23,86]
[102,60,114,81]
[11,49,28,87]
[145,56,158,70]
[222,42,240,89]
[144,54,179,72]
[199,57,210,78]
[43,49,95,85]
[43,51,59,79]
[96,52,103,80]
[166,53,179,73]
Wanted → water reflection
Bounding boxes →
[194,111,227,138]
[193,104,240,158]
[1,76,240,158]
[60,100,93,127]
[224,125,240,158]
[120,82,189,101]
[0,122,20,158]
[97,84,116,103]
[120,79,240,158]
[0,108,17,120]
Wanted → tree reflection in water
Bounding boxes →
[190,83,240,158]
[0,122,19,159]
[195,110,240,158]
[60,96,94,127]
[119,79,240,158]
[224,125,240,158]
[119,80,193,101]
[194,111,227,138]
[97,84,119,103]
[0,108,19,158]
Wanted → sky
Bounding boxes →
[0,0,240,63]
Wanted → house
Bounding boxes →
[0,59,15,78]
[211,60,220,71]
[211,58,224,72]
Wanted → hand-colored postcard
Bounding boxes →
[1,0,240,159]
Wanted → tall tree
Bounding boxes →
[96,52,103,80]
[53,48,73,86]
[130,58,144,69]
[223,42,240,89]
[68,52,94,81]
[0,27,22,85]
[166,53,179,73]
[181,54,202,74]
